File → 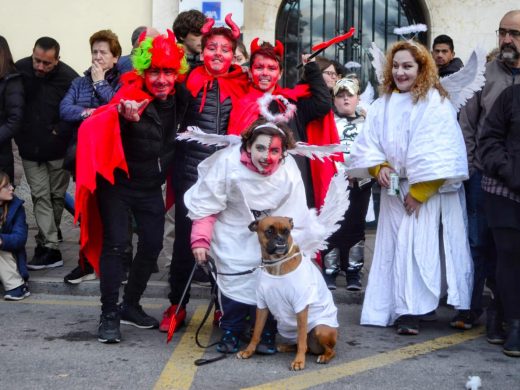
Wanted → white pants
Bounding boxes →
[0,250,24,291]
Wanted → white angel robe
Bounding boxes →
[184,144,312,306]
[347,89,473,326]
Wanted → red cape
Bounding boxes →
[228,85,341,210]
[75,72,152,274]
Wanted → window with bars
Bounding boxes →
[275,0,427,89]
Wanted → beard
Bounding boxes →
[499,42,520,66]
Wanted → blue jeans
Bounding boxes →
[464,171,497,315]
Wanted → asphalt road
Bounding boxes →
[1,294,518,390]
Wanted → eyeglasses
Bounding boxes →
[497,28,520,39]
[322,70,339,78]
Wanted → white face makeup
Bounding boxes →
[247,134,283,174]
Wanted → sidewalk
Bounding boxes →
[23,223,375,304]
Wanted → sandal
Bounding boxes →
[396,315,420,335]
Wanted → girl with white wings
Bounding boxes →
[347,40,473,335]
[181,117,347,353]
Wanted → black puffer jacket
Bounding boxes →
[174,76,232,185]
[14,56,78,162]
[114,84,189,190]
[0,71,24,179]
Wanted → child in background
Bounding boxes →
[0,171,30,300]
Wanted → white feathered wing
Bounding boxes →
[368,42,386,85]
[297,173,350,255]
[176,126,241,147]
[289,143,347,162]
[440,47,487,112]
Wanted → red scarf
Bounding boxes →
[75,72,152,274]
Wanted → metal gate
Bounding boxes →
[275,0,427,88]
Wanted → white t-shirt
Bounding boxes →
[256,256,339,343]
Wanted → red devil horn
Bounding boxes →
[201,17,215,34]
[225,13,240,39]
[250,37,261,55]
[167,29,176,43]
[274,40,284,58]
[138,29,148,44]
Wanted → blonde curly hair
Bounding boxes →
[380,40,448,103]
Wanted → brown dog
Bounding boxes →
[237,216,338,370]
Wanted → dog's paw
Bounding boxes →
[290,359,305,371]
[316,350,335,364]
[237,350,254,359]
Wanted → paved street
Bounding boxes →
[2,185,519,389]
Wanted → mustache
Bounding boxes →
[500,42,520,61]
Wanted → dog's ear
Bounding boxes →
[248,220,259,232]
[288,217,294,230]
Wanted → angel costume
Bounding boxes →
[185,143,313,305]
[347,89,473,326]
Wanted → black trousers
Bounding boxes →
[324,180,373,271]
[97,177,164,313]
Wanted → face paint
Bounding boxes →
[247,134,283,175]
[202,35,234,76]
[251,54,281,93]
[144,68,176,100]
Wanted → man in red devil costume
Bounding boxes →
[160,14,250,333]
[75,30,189,343]
[227,39,338,211]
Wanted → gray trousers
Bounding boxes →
[22,159,70,249]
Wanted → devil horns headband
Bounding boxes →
[250,37,284,58]
[200,13,240,38]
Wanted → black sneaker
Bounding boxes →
[64,265,96,284]
[216,330,240,353]
[98,312,121,343]
[396,315,420,335]
[256,331,277,355]
[450,310,477,330]
[27,248,63,270]
[323,274,337,290]
[346,272,362,291]
[120,303,159,329]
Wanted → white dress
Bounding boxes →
[347,89,473,326]
[257,256,338,343]
[184,144,312,306]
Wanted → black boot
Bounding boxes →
[503,319,520,357]
[486,309,506,345]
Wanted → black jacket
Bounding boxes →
[438,57,464,78]
[479,84,520,193]
[174,70,232,186]
[14,56,78,162]
[0,71,24,179]
[114,84,189,190]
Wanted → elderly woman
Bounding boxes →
[60,29,122,284]
[347,40,473,335]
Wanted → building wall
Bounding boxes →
[2,0,153,73]
[1,0,519,74]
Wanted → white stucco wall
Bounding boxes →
[2,0,153,74]
[424,1,519,62]
[1,0,519,74]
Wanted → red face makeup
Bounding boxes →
[144,68,176,100]
[251,54,281,93]
[202,35,234,76]
[247,134,283,175]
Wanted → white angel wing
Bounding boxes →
[440,47,487,112]
[176,126,241,147]
[298,173,350,254]
[288,142,347,162]
[358,82,375,113]
[368,42,386,85]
